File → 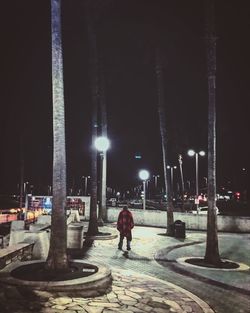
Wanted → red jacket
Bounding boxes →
[117,208,134,237]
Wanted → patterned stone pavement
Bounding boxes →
[0,268,214,313]
[2,224,249,313]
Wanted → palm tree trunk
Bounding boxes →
[178,154,185,212]
[46,0,68,270]
[155,47,174,236]
[88,102,99,235]
[204,0,221,264]
[99,61,108,223]
[19,136,24,212]
[85,3,99,235]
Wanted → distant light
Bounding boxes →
[139,170,149,180]
[188,150,205,157]
[187,149,195,157]
[135,155,142,159]
[235,192,240,200]
[94,137,110,152]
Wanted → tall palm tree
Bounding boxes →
[204,0,221,264]
[19,136,24,212]
[84,0,112,232]
[155,47,174,236]
[85,1,100,235]
[46,0,68,270]
[98,59,108,223]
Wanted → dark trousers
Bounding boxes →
[118,234,131,249]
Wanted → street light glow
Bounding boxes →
[188,149,206,157]
[187,149,206,212]
[187,149,195,157]
[94,136,110,152]
[139,169,149,181]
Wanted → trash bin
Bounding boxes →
[67,223,84,249]
[174,220,186,238]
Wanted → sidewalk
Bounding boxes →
[1,223,249,312]
[154,230,250,293]
[0,266,214,313]
[85,223,250,312]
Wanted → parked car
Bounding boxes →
[129,200,142,209]
[191,206,219,215]
[107,198,117,207]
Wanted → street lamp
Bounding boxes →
[167,166,177,197]
[139,169,150,210]
[94,136,110,152]
[152,174,160,190]
[187,149,206,211]
[178,154,185,211]
[82,176,90,196]
[95,136,110,224]
[48,185,52,196]
[23,181,29,219]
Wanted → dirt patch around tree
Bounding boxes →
[185,258,239,269]
[11,261,98,281]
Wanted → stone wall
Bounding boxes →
[107,207,250,233]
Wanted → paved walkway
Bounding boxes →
[0,222,250,313]
[0,267,214,313]
[84,224,250,313]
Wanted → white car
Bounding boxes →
[191,206,219,215]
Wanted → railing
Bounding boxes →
[0,214,17,224]
[0,214,39,225]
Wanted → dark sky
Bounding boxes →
[0,0,249,195]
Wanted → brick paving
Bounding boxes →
[0,223,249,313]
[0,268,214,313]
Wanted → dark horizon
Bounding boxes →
[0,0,248,196]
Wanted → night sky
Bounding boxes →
[0,0,249,196]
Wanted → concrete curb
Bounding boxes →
[0,259,112,295]
[177,257,250,271]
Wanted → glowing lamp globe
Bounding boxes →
[94,137,110,152]
[139,170,149,181]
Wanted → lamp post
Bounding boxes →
[167,166,177,198]
[139,169,149,210]
[23,181,29,219]
[187,149,206,211]
[95,136,110,225]
[178,154,185,211]
[152,174,160,190]
[48,185,52,196]
[82,176,90,196]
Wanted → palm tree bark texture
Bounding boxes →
[204,0,221,264]
[85,2,100,236]
[46,0,68,270]
[155,47,174,236]
[98,58,108,223]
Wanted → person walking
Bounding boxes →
[117,205,134,251]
